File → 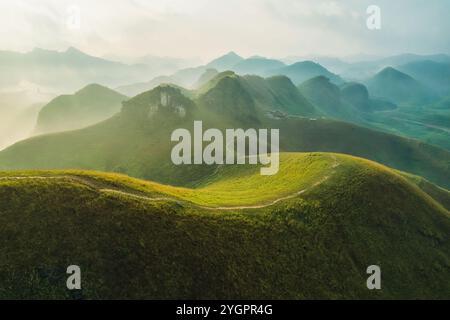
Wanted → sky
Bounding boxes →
[0,0,449,62]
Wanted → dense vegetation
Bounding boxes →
[0,153,448,299]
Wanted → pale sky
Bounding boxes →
[0,0,449,62]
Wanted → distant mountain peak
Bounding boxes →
[224,51,241,58]
[207,52,244,70]
[376,67,414,80]
[76,83,113,95]
[65,46,83,53]
[367,66,436,106]
[379,66,401,74]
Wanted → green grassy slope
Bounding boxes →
[0,153,448,299]
[35,84,128,134]
[241,74,318,116]
[197,72,318,117]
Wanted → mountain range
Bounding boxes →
[1,73,449,189]
[0,47,154,93]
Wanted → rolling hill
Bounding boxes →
[0,152,448,299]
[366,67,436,106]
[340,82,396,112]
[195,71,318,117]
[298,76,349,119]
[35,84,128,134]
[0,75,449,189]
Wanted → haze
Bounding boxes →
[1,0,449,62]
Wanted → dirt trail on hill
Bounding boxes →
[198,154,340,210]
[0,155,340,210]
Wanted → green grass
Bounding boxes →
[0,152,449,299]
[3,152,446,209]
[0,153,336,207]
[35,84,128,134]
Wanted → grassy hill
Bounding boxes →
[35,84,128,134]
[196,71,318,117]
[1,75,450,189]
[298,76,350,119]
[340,82,396,112]
[240,74,318,116]
[366,67,436,106]
[0,152,448,299]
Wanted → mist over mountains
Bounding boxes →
[1,47,450,152]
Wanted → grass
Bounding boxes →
[0,152,449,299]
[2,152,448,209]
[0,153,335,207]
